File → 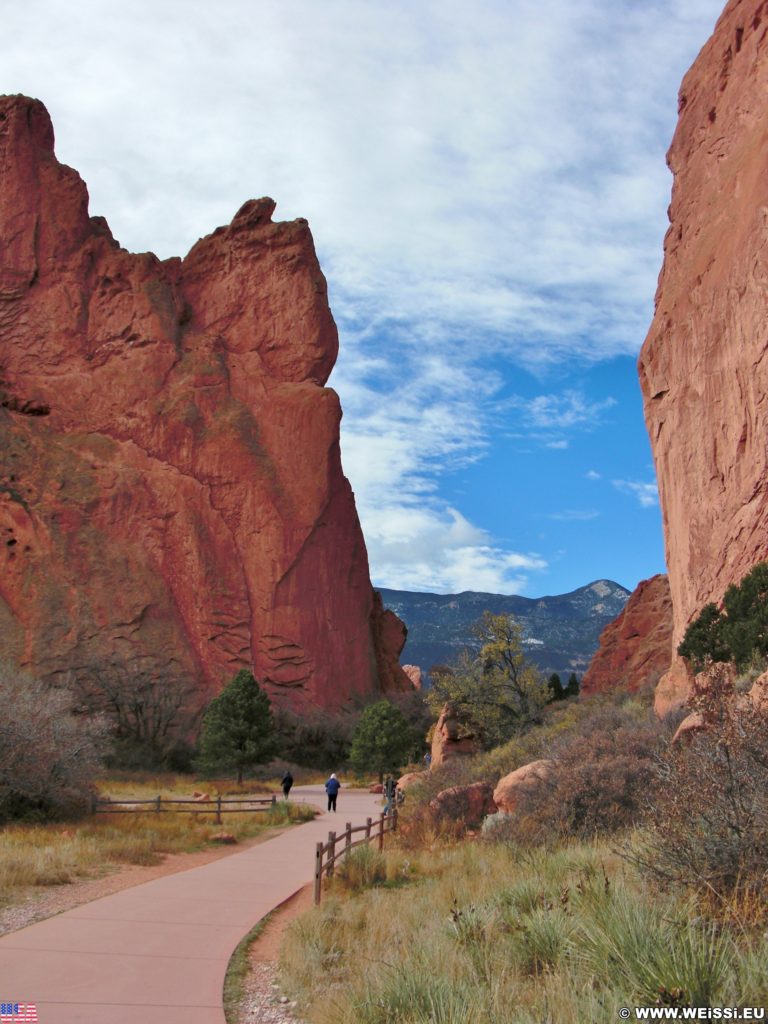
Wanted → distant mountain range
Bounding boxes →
[379,580,630,680]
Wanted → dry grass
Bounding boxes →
[0,774,315,905]
[278,838,768,1023]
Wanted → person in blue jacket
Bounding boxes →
[325,773,341,812]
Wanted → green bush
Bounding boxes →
[678,561,768,671]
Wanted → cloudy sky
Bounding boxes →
[1,0,725,597]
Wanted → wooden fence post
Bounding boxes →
[365,817,372,840]
[271,794,277,808]
[378,813,384,852]
[327,831,336,878]
[155,795,161,814]
[344,822,352,861]
[215,794,222,825]
[314,842,324,905]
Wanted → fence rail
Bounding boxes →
[314,809,397,905]
[92,793,278,825]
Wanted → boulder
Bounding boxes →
[0,95,410,711]
[671,712,706,745]
[639,0,768,707]
[396,771,424,791]
[428,782,496,825]
[493,760,554,814]
[582,575,673,696]
[430,704,477,768]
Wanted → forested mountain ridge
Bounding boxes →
[380,580,630,679]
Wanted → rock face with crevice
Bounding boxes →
[0,95,410,710]
[639,0,768,713]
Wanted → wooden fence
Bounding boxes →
[314,809,397,905]
[92,793,278,825]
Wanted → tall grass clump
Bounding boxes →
[333,845,386,892]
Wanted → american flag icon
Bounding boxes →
[0,1004,37,1022]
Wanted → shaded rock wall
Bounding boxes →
[639,0,768,709]
[581,575,673,696]
[0,95,409,710]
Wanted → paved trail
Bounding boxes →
[0,785,382,1024]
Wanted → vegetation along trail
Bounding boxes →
[0,787,382,1024]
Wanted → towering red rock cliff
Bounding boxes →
[581,575,673,697]
[639,0,768,713]
[0,95,409,710]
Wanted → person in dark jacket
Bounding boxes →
[383,774,397,814]
[325,773,341,812]
[281,771,294,799]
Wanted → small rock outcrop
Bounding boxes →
[639,0,768,711]
[581,575,673,697]
[402,664,423,689]
[430,704,477,768]
[0,95,410,710]
[493,760,554,814]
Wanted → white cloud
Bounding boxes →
[613,480,659,507]
[586,470,602,480]
[548,510,600,521]
[0,0,723,369]
[514,391,618,431]
[336,339,547,592]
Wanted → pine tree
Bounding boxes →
[349,701,416,782]
[548,672,565,702]
[197,670,277,783]
[566,673,580,698]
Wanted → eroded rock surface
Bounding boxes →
[428,782,496,825]
[0,95,409,709]
[493,759,554,815]
[639,0,768,710]
[581,575,673,697]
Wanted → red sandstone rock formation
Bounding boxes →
[0,95,410,710]
[581,575,673,697]
[639,0,768,714]
[428,782,496,825]
[492,759,554,815]
[396,771,425,791]
[430,704,477,768]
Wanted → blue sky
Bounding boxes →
[0,0,726,597]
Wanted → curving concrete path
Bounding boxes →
[0,785,383,1024]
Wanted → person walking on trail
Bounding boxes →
[281,771,294,799]
[383,774,397,814]
[325,773,341,812]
